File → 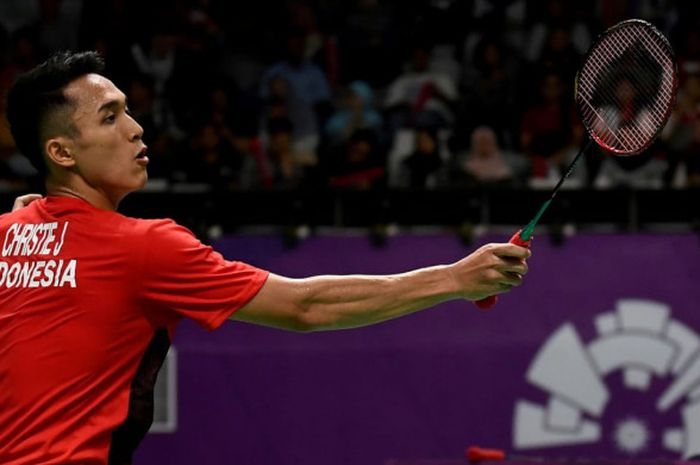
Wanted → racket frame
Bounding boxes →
[574,18,679,156]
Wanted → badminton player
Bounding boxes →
[0,51,530,465]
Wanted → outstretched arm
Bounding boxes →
[231,243,530,332]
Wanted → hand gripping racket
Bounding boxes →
[475,19,678,310]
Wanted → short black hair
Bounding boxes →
[5,50,105,175]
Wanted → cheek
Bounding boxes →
[77,143,133,183]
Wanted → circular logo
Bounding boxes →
[513,299,700,458]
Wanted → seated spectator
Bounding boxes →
[662,72,700,187]
[524,0,590,73]
[0,28,41,191]
[336,0,402,87]
[259,75,318,171]
[130,28,190,140]
[384,42,458,131]
[328,129,385,190]
[259,27,333,166]
[397,127,447,189]
[183,122,243,189]
[325,80,383,145]
[131,28,178,99]
[519,71,582,183]
[455,126,519,186]
[593,151,668,190]
[263,117,303,189]
[461,37,519,141]
[30,0,80,55]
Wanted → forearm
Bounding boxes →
[294,265,459,331]
[233,243,529,332]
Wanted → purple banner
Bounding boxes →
[135,233,700,465]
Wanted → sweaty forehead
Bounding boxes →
[64,74,125,113]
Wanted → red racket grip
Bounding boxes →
[466,446,506,463]
[474,229,531,310]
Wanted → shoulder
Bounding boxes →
[125,217,198,246]
[124,217,216,276]
[262,62,290,80]
[0,199,41,224]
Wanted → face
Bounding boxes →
[416,131,436,154]
[542,74,563,102]
[60,74,147,203]
[615,79,635,104]
[472,128,497,157]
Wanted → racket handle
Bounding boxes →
[474,229,532,310]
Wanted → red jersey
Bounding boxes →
[0,196,269,465]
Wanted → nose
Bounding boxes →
[127,113,144,142]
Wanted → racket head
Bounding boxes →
[575,19,678,156]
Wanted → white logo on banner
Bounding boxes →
[512,299,700,458]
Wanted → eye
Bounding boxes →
[103,114,116,124]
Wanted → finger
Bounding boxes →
[494,256,529,275]
[490,280,519,296]
[491,243,532,259]
[12,194,42,212]
[490,271,523,289]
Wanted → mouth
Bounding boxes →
[135,146,149,165]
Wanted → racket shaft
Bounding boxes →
[473,144,585,311]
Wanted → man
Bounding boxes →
[0,51,530,465]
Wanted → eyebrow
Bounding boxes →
[97,96,128,113]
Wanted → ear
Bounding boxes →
[45,137,76,170]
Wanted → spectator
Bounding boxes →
[130,27,192,138]
[336,0,402,87]
[286,1,327,71]
[461,37,520,142]
[325,80,383,145]
[456,126,520,186]
[240,117,304,190]
[384,42,458,131]
[590,73,665,190]
[524,0,591,65]
[264,117,303,189]
[183,121,242,189]
[258,74,318,174]
[30,0,81,55]
[259,27,333,167]
[0,27,41,190]
[130,28,178,97]
[662,72,700,187]
[124,73,179,183]
[398,127,447,189]
[328,128,385,190]
[519,71,580,183]
[593,151,667,190]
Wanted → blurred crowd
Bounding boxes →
[2,0,700,194]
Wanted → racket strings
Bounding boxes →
[581,31,671,150]
[576,23,676,154]
[582,33,665,146]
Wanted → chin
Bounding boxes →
[123,172,149,195]
[135,171,149,189]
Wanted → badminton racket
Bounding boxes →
[475,18,678,310]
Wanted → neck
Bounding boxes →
[46,178,123,211]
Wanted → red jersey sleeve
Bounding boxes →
[137,219,269,331]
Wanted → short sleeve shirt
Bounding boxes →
[0,196,268,465]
